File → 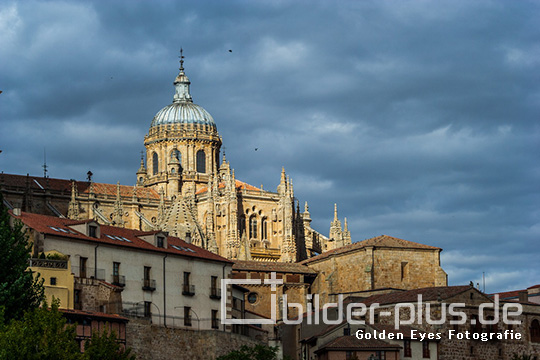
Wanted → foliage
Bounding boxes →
[0,298,80,360]
[45,252,69,260]
[0,194,44,323]
[511,354,532,360]
[83,329,135,360]
[216,344,279,360]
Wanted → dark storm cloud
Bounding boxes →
[1,0,538,292]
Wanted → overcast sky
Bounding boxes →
[1,0,538,293]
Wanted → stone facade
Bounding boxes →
[303,235,448,305]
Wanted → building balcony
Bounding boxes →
[111,274,126,287]
[71,266,105,281]
[142,279,156,291]
[210,287,221,300]
[182,284,195,296]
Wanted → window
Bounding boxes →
[152,152,159,175]
[183,272,194,295]
[210,276,220,299]
[345,351,354,360]
[404,339,412,357]
[144,301,151,318]
[401,262,408,281]
[79,257,87,278]
[212,310,219,329]
[249,216,257,239]
[343,327,351,336]
[196,150,206,173]
[113,262,120,284]
[157,236,164,248]
[113,262,120,276]
[50,277,57,286]
[423,341,430,358]
[247,292,258,304]
[89,225,97,238]
[262,218,268,240]
[531,319,540,343]
[184,306,192,326]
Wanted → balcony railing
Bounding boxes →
[182,284,195,296]
[111,274,126,287]
[29,258,68,269]
[71,266,105,281]
[210,287,221,299]
[142,278,156,291]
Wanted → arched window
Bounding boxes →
[249,216,257,239]
[262,218,268,240]
[152,152,159,175]
[196,150,206,173]
[531,319,540,343]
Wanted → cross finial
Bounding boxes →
[179,48,185,71]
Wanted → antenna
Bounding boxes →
[42,148,48,178]
[482,272,486,293]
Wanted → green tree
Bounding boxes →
[0,193,44,323]
[83,329,135,360]
[0,298,80,360]
[216,344,279,360]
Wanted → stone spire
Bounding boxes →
[113,182,125,226]
[329,203,343,247]
[343,217,352,245]
[136,151,147,186]
[67,180,80,220]
[173,48,193,103]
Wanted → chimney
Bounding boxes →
[518,291,528,303]
[185,232,191,244]
[13,208,21,216]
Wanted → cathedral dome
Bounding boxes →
[150,54,216,129]
[151,102,216,128]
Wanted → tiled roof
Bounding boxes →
[196,179,261,195]
[0,173,159,199]
[233,260,316,274]
[13,211,232,264]
[360,285,472,306]
[369,324,431,339]
[302,235,441,264]
[316,336,400,352]
[60,308,128,322]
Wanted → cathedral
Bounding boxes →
[1,56,352,262]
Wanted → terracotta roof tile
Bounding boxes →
[13,211,232,264]
[359,285,472,306]
[196,179,261,195]
[0,173,159,199]
[302,235,441,264]
[233,260,316,274]
[60,308,128,322]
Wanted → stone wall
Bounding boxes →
[127,317,266,360]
